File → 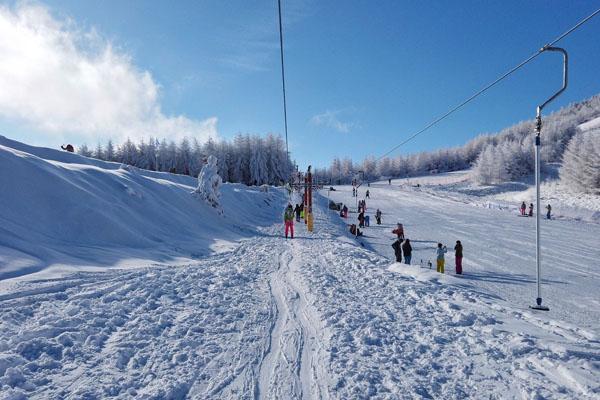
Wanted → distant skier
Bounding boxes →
[375,209,382,225]
[436,243,447,273]
[392,223,404,240]
[284,204,294,239]
[388,178,391,185]
[454,240,463,274]
[294,204,301,222]
[300,203,305,219]
[365,215,370,227]
[392,239,402,263]
[358,211,365,228]
[402,239,412,265]
[366,190,370,199]
[528,203,534,217]
[520,201,527,216]
[342,205,348,218]
[546,204,552,220]
[61,144,74,153]
[352,187,356,197]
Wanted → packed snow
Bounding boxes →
[1,138,599,399]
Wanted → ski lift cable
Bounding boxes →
[376,6,600,162]
[278,0,290,163]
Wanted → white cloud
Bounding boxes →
[309,110,354,133]
[0,2,218,144]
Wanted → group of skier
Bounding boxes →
[392,235,463,275]
[520,201,552,219]
[433,241,463,274]
[285,186,466,275]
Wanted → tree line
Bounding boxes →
[78,134,293,186]
[313,94,600,194]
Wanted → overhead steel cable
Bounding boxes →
[377,6,600,162]
[277,0,290,163]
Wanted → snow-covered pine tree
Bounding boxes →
[472,144,495,184]
[105,140,115,162]
[78,144,92,157]
[250,136,269,185]
[194,155,223,209]
[94,143,104,160]
[560,128,600,194]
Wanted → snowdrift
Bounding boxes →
[0,136,286,280]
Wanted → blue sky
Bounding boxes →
[1,1,599,168]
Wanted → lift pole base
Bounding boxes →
[530,298,549,311]
[529,305,550,311]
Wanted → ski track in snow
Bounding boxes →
[1,190,599,398]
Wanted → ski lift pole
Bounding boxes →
[531,46,568,311]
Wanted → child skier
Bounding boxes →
[294,204,301,222]
[375,209,382,225]
[520,201,527,216]
[546,204,552,220]
[358,211,365,228]
[284,204,294,239]
[454,240,463,274]
[366,190,370,199]
[528,203,534,217]
[436,243,447,273]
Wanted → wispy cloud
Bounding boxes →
[0,2,218,144]
[309,110,355,133]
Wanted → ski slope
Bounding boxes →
[328,183,600,332]
[1,139,599,399]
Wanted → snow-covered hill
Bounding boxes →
[0,138,598,399]
[0,135,285,281]
[380,165,600,223]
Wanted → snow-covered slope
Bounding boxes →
[578,115,600,131]
[0,136,285,281]
[381,168,600,223]
[0,138,598,399]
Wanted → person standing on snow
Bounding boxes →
[402,239,412,265]
[366,190,370,199]
[294,204,301,222]
[392,239,402,263]
[454,240,463,274]
[520,201,527,216]
[392,223,404,240]
[436,243,447,273]
[375,209,382,225]
[546,204,552,220]
[358,210,365,228]
[528,203,534,217]
[284,204,295,239]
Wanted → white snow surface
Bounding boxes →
[1,138,599,399]
[0,135,281,282]
[383,169,600,223]
[578,116,600,131]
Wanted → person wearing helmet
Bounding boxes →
[283,204,294,239]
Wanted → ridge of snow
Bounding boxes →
[0,136,286,281]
